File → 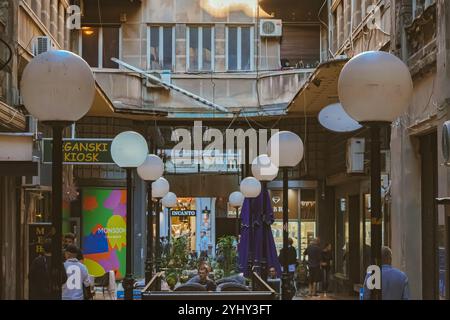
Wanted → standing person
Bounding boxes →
[63,233,84,261]
[199,231,209,260]
[363,246,409,300]
[303,238,322,297]
[278,238,298,296]
[62,245,92,300]
[29,239,53,300]
[321,243,333,297]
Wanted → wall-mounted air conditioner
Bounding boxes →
[260,19,282,37]
[32,36,55,56]
[346,138,365,173]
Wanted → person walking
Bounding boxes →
[62,245,92,300]
[321,243,333,297]
[303,238,322,297]
[363,246,410,300]
[199,231,209,260]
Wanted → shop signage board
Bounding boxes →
[28,223,52,263]
[171,210,197,217]
[42,138,114,165]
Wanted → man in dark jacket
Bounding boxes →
[303,238,322,297]
[29,239,67,300]
[29,240,53,300]
[278,238,298,297]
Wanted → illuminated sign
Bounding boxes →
[43,139,113,165]
[171,210,197,217]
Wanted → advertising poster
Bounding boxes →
[81,188,126,280]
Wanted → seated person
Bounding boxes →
[186,264,217,291]
[268,266,279,280]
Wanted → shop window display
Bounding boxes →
[300,189,316,261]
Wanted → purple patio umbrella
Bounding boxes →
[238,185,282,278]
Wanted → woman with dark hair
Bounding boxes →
[321,243,333,297]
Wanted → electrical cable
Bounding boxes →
[0,38,13,71]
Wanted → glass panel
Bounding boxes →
[82,27,99,67]
[163,27,173,70]
[228,27,238,70]
[189,27,199,70]
[202,27,212,71]
[102,27,120,68]
[241,27,251,70]
[336,198,349,276]
[363,194,371,272]
[300,189,316,261]
[150,27,160,69]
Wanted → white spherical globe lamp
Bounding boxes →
[152,177,170,199]
[240,177,261,198]
[318,103,363,133]
[111,131,148,168]
[251,154,279,182]
[338,51,413,122]
[162,192,178,208]
[137,154,164,182]
[21,50,95,122]
[267,131,304,168]
[229,191,245,208]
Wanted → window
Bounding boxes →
[187,26,214,71]
[148,26,175,70]
[80,26,120,68]
[412,0,435,19]
[336,197,349,276]
[226,26,254,71]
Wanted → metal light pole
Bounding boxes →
[49,122,69,299]
[339,51,413,300]
[268,132,304,300]
[124,168,134,300]
[20,50,96,300]
[151,177,170,279]
[146,183,154,284]
[137,155,164,284]
[111,131,149,300]
[281,167,289,299]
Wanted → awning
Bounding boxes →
[86,82,168,120]
[0,132,38,176]
[286,58,348,116]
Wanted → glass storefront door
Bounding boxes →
[269,188,317,261]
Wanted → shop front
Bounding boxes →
[267,180,318,261]
[164,197,215,259]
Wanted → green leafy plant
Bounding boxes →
[160,236,190,289]
[215,235,238,277]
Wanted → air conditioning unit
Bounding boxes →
[32,36,55,56]
[22,157,41,187]
[346,138,365,173]
[260,19,282,37]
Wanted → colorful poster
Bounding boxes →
[81,188,126,280]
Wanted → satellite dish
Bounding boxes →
[318,103,363,133]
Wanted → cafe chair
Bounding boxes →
[94,272,112,299]
[174,283,207,292]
